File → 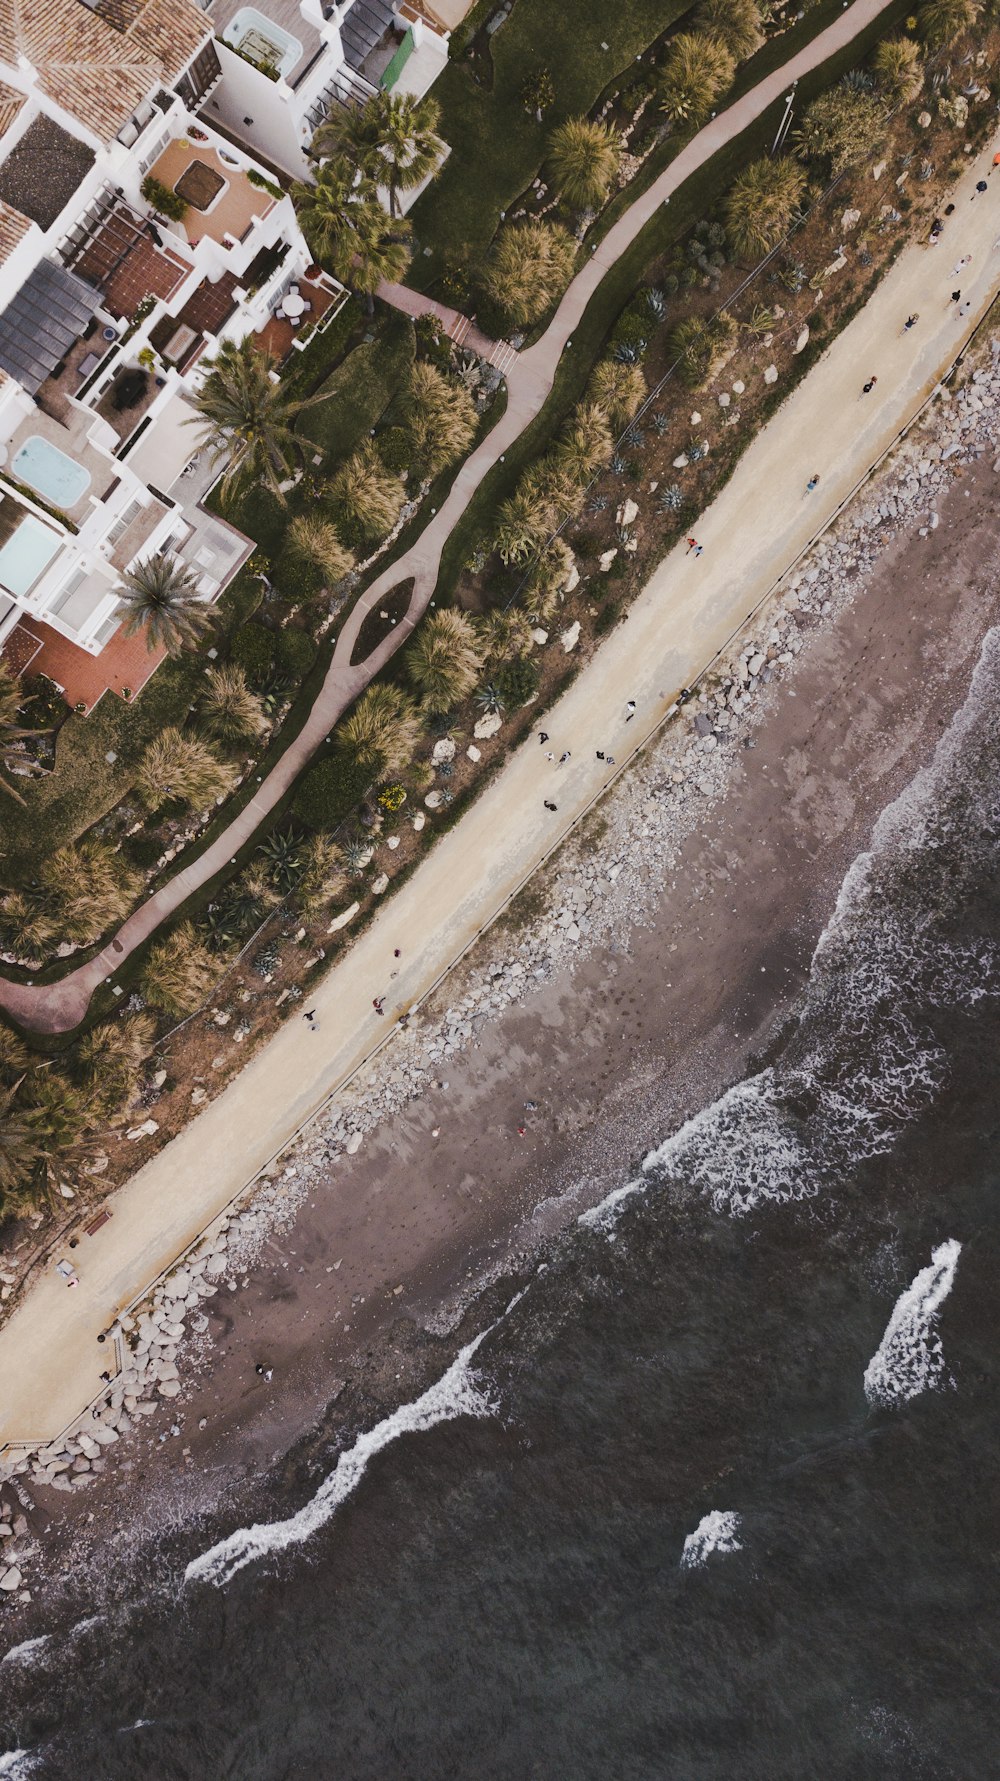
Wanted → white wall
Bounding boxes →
[202,43,307,177]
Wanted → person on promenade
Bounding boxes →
[544,800,558,812]
[373,997,385,1016]
[625,700,637,720]
[538,731,549,744]
[559,750,571,763]
[904,314,919,331]
[950,290,961,305]
[861,375,878,394]
[303,1008,316,1028]
[685,537,698,554]
[596,750,606,760]
[972,180,987,199]
[806,474,820,492]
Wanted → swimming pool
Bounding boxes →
[12,436,91,510]
[223,7,302,77]
[0,515,62,598]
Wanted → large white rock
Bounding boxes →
[126,1119,159,1141]
[158,1378,181,1399]
[599,549,618,572]
[431,737,456,762]
[327,901,360,933]
[615,498,638,527]
[473,712,502,740]
[561,562,580,594]
[0,1567,22,1591]
[345,1131,363,1155]
[763,365,778,385]
[560,621,581,653]
[424,790,443,808]
[794,326,809,354]
[371,873,389,895]
[466,744,481,762]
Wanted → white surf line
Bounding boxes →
[186,1290,526,1590]
[863,1240,962,1408]
[680,1510,744,1570]
[0,1754,40,1778]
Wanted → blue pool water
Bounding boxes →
[0,514,62,597]
[223,7,302,76]
[12,436,91,509]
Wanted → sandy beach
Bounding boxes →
[12,354,997,1616]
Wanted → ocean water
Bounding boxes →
[3,634,1000,1779]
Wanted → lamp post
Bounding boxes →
[772,83,797,156]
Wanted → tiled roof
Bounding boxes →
[0,78,24,139]
[0,196,31,266]
[0,0,210,143]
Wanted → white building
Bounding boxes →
[0,0,351,704]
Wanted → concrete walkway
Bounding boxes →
[0,0,912,1044]
[2,125,998,1448]
[376,279,519,373]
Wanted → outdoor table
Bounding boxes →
[281,293,305,319]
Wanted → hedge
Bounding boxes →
[229,621,277,687]
[291,751,373,831]
[275,626,317,680]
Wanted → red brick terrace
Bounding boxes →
[2,618,166,714]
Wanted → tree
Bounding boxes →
[406,609,484,714]
[137,727,239,810]
[0,1084,47,1209]
[116,554,210,658]
[521,537,575,625]
[340,682,422,777]
[668,312,737,387]
[475,608,534,665]
[724,156,807,260]
[482,220,577,328]
[331,443,405,542]
[870,35,924,101]
[314,90,441,217]
[795,83,887,174]
[695,0,765,61]
[76,1013,155,1124]
[201,663,266,742]
[493,486,557,565]
[191,337,319,508]
[0,666,46,805]
[293,157,411,309]
[142,922,219,1018]
[587,356,646,427]
[547,116,621,209]
[553,402,614,484]
[404,361,477,476]
[917,0,980,47]
[658,34,735,128]
[287,514,355,586]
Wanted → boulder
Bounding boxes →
[424,790,443,808]
[560,621,581,653]
[615,498,638,527]
[431,738,456,763]
[126,1119,159,1141]
[598,549,618,573]
[473,712,502,740]
[794,326,809,354]
[371,873,389,895]
[345,1132,363,1155]
[327,901,360,933]
[561,562,580,595]
[0,1567,22,1591]
[158,1379,181,1399]
[763,365,778,385]
[466,745,482,762]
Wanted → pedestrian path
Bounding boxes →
[376,278,515,370]
[0,0,907,1036]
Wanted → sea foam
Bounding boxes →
[680,1510,743,1570]
[0,1636,50,1669]
[0,1754,39,1778]
[187,1296,523,1589]
[863,1240,961,1408]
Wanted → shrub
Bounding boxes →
[695,0,765,60]
[330,443,405,541]
[917,0,980,47]
[587,357,647,427]
[292,752,374,831]
[142,922,218,1017]
[495,656,540,709]
[272,554,325,604]
[406,608,484,713]
[870,35,923,102]
[795,83,887,174]
[140,175,187,222]
[610,312,650,358]
[403,361,478,476]
[546,116,621,209]
[285,514,354,587]
[668,312,737,387]
[275,626,317,679]
[481,220,577,328]
[375,426,412,475]
[230,621,278,687]
[658,34,735,128]
[137,728,239,810]
[124,831,166,870]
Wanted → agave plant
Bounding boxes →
[610,453,628,477]
[588,494,610,514]
[652,412,670,436]
[612,339,644,365]
[687,440,707,463]
[341,838,371,877]
[474,683,505,715]
[659,484,684,512]
[645,287,668,322]
[623,425,644,449]
[258,827,306,894]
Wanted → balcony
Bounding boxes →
[144,139,278,250]
[66,202,191,322]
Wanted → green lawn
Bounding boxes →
[297,311,415,462]
[408,0,692,289]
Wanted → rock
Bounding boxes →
[747,652,765,676]
[732,380,745,395]
[717,392,730,407]
[345,1132,363,1155]
[0,1567,22,1591]
[152,1068,167,1089]
[560,621,581,652]
[133,1400,157,1416]
[473,712,502,740]
[598,548,618,572]
[424,790,443,808]
[412,812,426,831]
[794,326,809,354]
[690,412,701,425]
[371,873,389,895]
[873,158,888,176]
[763,365,778,385]
[560,563,579,595]
[386,835,399,850]
[327,902,360,933]
[190,1087,207,1105]
[212,1010,231,1028]
[431,738,456,762]
[672,454,689,470]
[126,1119,158,1141]
[615,498,638,527]
[466,744,481,762]
[0,1523,11,1538]
[531,628,548,645]
[158,1379,181,1399]
[841,207,861,231]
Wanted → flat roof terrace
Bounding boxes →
[147,141,277,248]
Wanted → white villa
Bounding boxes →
[0,0,454,709]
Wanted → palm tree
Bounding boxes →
[492,486,557,565]
[314,91,441,217]
[0,890,53,961]
[554,402,614,483]
[475,608,534,665]
[142,921,219,1018]
[287,514,355,586]
[482,220,577,328]
[201,663,266,741]
[293,157,411,310]
[547,117,621,209]
[76,1013,155,1123]
[658,34,735,127]
[295,833,348,915]
[191,337,319,508]
[917,0,980,48]
[406,609,484,714]
[137,727,239,810]
[34,838,140,947]
[404,361,477,476]
[724,155,807,260]
[0,665,48,805]
[0,1085,46,1208]
[587,357,646,428]
[116,554,209,658]
[331,443,405,541]
[340,682,422,777]
[695,0,765,62]
[871,35,924,101]
[522,538,575,625]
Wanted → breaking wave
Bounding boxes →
[863,1240,962,1408]
[680,1510,743,1570]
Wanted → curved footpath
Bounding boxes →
[1,127,998,1448]
[0,0,895,1037]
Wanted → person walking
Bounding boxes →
[538,731,549,745]
[544,800,558,812]
[805,474,820,493]
[904,313,919,331]
[972,180,988,199]
[991,152,1000,174]
[952,255,971,273]
[544,750,555,761]
[559,750,571,763]
[303,1008,317,1027]
[373,997,385,1016]
[929,218,943,243]
[693,543,704,557]
[606,754,615,766]
[950,290,961,305]
[255,1363,273,1381]
[596,750,606,761]
[958,299,972,318]
[685,536,698,554]
[625,700,637,721]
[861,375,878,394]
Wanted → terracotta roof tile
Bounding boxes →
[0,0,210,142]
[0,196,31,265]
[0,78,24,139]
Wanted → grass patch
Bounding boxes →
[297,313,415,464]
[407,0,691,290]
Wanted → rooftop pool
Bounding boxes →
[223,7,302,77]
[12,436,91,511]
[0,514,62,598]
